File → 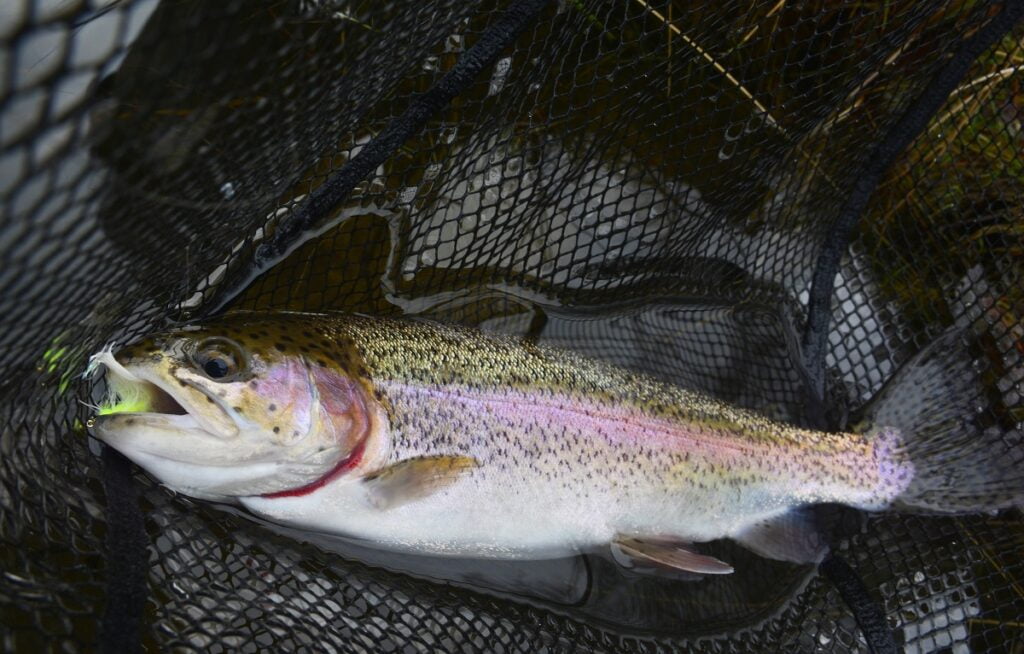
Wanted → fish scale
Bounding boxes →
[232,315,908,554]
[91,312,1022,572]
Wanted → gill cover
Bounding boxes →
[89,326,378,500]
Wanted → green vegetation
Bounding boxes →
[862,30,1024,336]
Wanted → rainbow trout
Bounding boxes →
[88,312,1022,573]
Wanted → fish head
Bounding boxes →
[89,318,380,500]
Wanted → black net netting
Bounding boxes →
[2,0,1023,651]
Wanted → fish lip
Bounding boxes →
[138,370,239,439]
[92,349,238,439]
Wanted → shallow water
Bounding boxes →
[66,0,919,643]
[213,290,833,638]
[219,502,821,639]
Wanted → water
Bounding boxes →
[144,18,842,629]
[163,161,830,636]
[21,1,1013,649]
[224,235,829,637]
[213,499,819,638]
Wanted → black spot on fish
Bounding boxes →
[206,396,214,404]
[317,359,327,367]
[293,430,299,437]
[268,403,276,412]
[273,426,280,434]
[233,406,243,414]
[178,380,188,388]
[274,344,286,352]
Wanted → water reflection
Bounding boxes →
[213,293,828,638]
[219,502,819,639]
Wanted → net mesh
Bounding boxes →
[1,0,1022,651]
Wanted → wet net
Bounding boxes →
[2,0,1023,651]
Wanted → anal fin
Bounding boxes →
[363,455,477,510]
[734,508,828,564]
[611,535,733,575]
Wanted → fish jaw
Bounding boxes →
[88,347,354,498]
[94,410,351,499]
[121,416,389,504]
[91,348,238,438]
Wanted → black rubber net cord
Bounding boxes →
[804,3,1024,654]
[820,554,899,654]
[100,1,554,650]
[801,0,1024,404]
[204,0,555,316]
[100,447,148,654]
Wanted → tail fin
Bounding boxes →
[865,326,1023,514]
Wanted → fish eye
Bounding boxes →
[204,357,230,378]
[193,338,247,382]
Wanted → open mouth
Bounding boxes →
[89,348,238,439]
[98,376,189,417]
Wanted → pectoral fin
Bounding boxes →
[734,509,828,564]
[363,455,478,510]
[611,535,734,574]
